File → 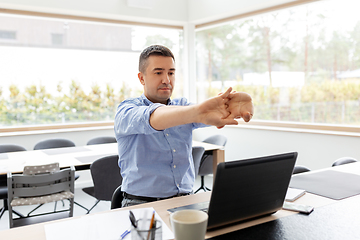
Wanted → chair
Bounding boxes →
[110,185,123,210]
[33,139,87,211]
[0,144,27,154]
[192,146,205,179]
[82,155,122,214]
[195,135,227,193]
[292,165,311,174]
[7,163,75,228]
[33,138,75,150]
[0,144,27,219]
[332,157,358,167]
[86,136,116,145]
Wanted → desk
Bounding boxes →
[1,162,359,240]
[0,141,224,176]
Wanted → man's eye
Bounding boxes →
[155,72,162,75]
[169,72,175,76]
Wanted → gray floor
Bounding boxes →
[0,175,213,232]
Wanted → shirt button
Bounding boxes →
[166,134,169,136]
[177,184,180,187]
[173,149,176,152]
[173,165,176,168]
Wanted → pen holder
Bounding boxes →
[132,219,162,240]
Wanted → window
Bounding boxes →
[196,0,360,126]
[0,30,16,40]
[0,13,183,127]
[51,33,64,45]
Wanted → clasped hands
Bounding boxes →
[225,88,254,122]
[199,87,254,128]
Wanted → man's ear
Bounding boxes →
[138,72,145,85]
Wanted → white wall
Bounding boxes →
[0,127,115,150]
[193,126,360,171]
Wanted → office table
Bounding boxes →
[0,141,224,176]
[1,162,360,239]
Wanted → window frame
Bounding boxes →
[0,8,185,133]
[193,0,360,134]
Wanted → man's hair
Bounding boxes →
[139,45,175,73]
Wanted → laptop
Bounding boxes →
[168,152,298,230]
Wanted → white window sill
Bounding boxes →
[1,120,360,138]
[0,121,114,137]
[229,120,360,138]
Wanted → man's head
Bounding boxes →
[138,45,176,104]
[139,45,175,73]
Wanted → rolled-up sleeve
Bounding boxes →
[114,99,164,137]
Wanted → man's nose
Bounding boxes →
[162,75,170,84]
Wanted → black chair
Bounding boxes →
[32,138,87,211]
[0,144,26,154]
[33,138,75,150]
[82,155,122,214]
[195,135,227,193]
[192,146,205,182]
[86,136,116,145]
[332,157,358,167]
[0,144,27,219]
[111,185,123,210]
[292,165,311,174]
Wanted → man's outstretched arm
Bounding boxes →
[149,87,238,130]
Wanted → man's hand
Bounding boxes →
[225,91,254,122]
[197,87,238,128]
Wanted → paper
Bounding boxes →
[44,207,174,240]
[285,188,306,202]
[42,147,91,155]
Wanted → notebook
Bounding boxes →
[168,152,298,230]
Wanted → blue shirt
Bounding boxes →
[114,94,205,198]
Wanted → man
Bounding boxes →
[114,45,253,207]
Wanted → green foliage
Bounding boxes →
[0,81,133,126]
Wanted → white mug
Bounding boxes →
[170,209,208,240]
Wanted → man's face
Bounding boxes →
[138,55,175,104]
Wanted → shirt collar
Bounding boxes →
[140,94,172,105]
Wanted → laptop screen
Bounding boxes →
[207,152,297,229]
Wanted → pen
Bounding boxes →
[147,211,155,240]
[120,227,131,240]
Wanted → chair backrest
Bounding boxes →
[192,146,205,178]
[111,185,123,210]
[202,135,227,147]
[34,138,75,150]
[292,165,311,175]
[23,163,60,175]
[198,135,227,176]
[0,144,26,154]
[90,155,122,201]
[7,165,75,228]
[8,165,75,198]
[86,136,116,145]
[332,157,358,167]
